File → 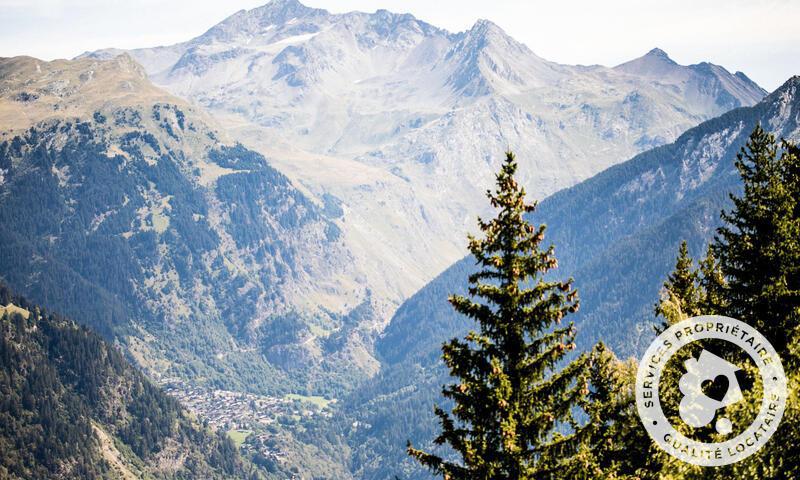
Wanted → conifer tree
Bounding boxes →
[653,241,713,475]
[697,245,727,315]
[652,131,800,480]
[655,241,701,327]
[407,152,589,479]
[714,126,800,355]
[711,131,800,480]
[575,344,660,479]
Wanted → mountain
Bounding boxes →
[615,47,764,113]
[13,2,771,475]
[342,76,800,479]
[0,283,246,479]
[0,54,381,397]
[83,0,767,326]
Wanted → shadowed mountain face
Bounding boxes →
[83,0,767,328]
[342,77,800,479]
[0,55,378,396]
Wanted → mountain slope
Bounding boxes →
[0,54,378,396]
[343,76,800,479]
[83,0,767,319]
[0,283,245,479]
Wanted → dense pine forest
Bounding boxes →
[0,284,253,479]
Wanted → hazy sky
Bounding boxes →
[1,0,797,90]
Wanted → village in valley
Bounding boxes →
[161,379,335,463]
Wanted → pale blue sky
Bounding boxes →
[1,0,797,90]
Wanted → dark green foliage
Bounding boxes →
[715,126,800,356]
[215,168,319,248]
[654,241,702,327]
[646,127,800,480]
[408,153,589,479]
[577,344,659,479]
[698,245,727,315]
[208,143,271,170]
[0,283,246,479]
[710,130,800,479]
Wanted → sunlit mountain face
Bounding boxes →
[84,0,766,341]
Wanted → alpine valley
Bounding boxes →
[0,0,796,478]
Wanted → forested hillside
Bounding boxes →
[0,55,374,397]
[0,283,249,479]
[342,76,800,479]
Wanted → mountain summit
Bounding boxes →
[444,18,561,96]
[79,0,769,376]
[613,47,681,76]
[201,0,329,43]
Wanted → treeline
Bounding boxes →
[409,128,800,479]
[0,283,257,479]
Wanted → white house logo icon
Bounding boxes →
[678,350,743,435]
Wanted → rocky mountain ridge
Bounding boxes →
[83,0,767,317]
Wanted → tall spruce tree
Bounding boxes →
[713,131,800,479]
[714,125,800,355]
[653,245,727,326]
[653,242,714,478]
[577,344,661,479]
[407,152,589,479]
[698,245,727,316]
